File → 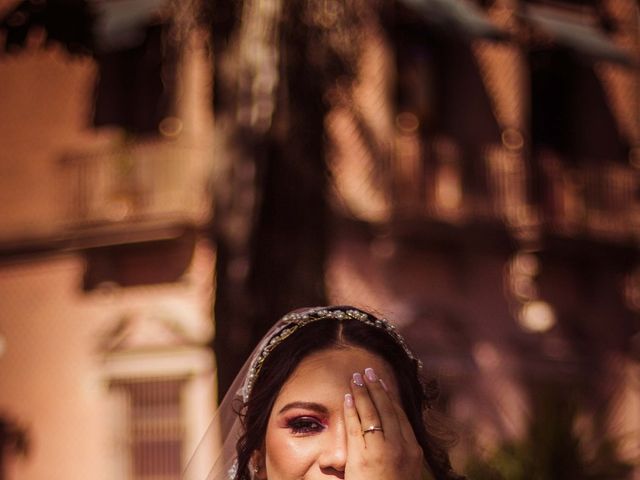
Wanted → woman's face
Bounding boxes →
[260,346,401,480]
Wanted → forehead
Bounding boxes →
[273,346,399,405]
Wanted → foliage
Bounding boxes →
[465,392,636,480]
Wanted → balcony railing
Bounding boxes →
[391,132,640,243]
[61,139,211,229]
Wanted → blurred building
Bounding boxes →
[1,0,640,478]
[0,1,216,479]
[323,0,640,472]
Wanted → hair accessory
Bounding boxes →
[240,306,422,403]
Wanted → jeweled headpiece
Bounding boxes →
[239,306,422,403]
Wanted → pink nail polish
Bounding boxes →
[365,367,378,382]
[379,379,389,392]
[344,393,354,407]
[352,372,364,387]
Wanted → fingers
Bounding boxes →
[343,392,365,452]
[351,368,416,443]
[360,369,404,442]
[350,372,385,448]
[345,368,425,479]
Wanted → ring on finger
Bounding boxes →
[362,425,384,435]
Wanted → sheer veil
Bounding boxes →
[181,306,423,480]
[182,318,283,480]
[182,307,323,480]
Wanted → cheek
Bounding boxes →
[265,426,318,477]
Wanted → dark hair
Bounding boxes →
[234,306,464,480]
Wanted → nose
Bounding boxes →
[318,421,347,476]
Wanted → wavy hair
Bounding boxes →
[234,306,464,480]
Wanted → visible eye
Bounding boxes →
[287,416,326,435]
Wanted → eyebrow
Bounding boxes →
[277,401,329,415]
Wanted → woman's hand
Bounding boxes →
[343,368,426,480]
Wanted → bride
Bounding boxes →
[185,305,464,480]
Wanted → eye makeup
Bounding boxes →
[285,415,327,435]
[277,401,330,436]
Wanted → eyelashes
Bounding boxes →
[286,416,327,435]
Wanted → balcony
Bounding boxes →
[0,137,213,280]
[61,137,211,229]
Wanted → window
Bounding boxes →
[110,378,185,480]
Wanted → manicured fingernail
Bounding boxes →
[352,372,364,387]
[344,393,354,407]
[379,378,389,391]
[364,367,378,382]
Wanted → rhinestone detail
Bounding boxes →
[240,307,422,403]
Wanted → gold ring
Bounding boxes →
[362,425,384,435]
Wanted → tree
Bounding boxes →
[208,0,370,397]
